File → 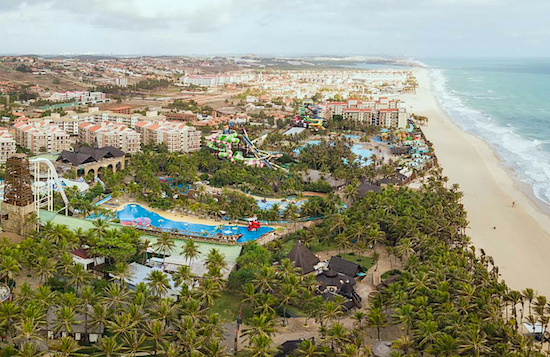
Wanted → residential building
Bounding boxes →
[50,90,107,104]
[72,107,164,129]
[78,121,141,154]
[110,105,132,114]
[326,98,407,128]
[114,77,128,87]
[27,113,79,135]
[135,120,201,153]
[0,128,16,163]
[13,121,71,154]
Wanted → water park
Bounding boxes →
[116,203,273,244]
[207,129,287,170]
[292,99,325,130]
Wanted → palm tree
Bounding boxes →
[35,257,56,284]
[205,248,227,271]
[172,264,193,288]
[94,336,120,357]
[295,339,326,357]
[120,330,148,357]
[92,219,109,238]
[241,314,276,342]
[146,320,171,355]
[54,306,80,336]
[428,333,458,357]
[146,270,171,298]
[182,239,200,266]
[110,262,133,285]
[205,339,229,357]
[0,255,21,282]
[0,301,20,340]
[14,318,44,346]
[279,283,298,327]
[154,233,176,267]
[523,288,537,317]
[52,336,81,357]
[245,335,278,357]
[17,342,45,357]
[366,307,386,340]
[68,263,90,292]
[394,304,414,336]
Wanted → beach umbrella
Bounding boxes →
[134,217,152,227]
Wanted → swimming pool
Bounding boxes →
[117,204,273,243]
[351,144,373,165]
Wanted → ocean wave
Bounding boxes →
[429,68,550,206]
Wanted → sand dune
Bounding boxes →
[402,68,550,298]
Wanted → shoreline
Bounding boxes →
[403,68,550,297]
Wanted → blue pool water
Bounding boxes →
[296,140,373,165]
[255,198,305,211]
[117,204,273,243]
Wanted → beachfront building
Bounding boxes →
[0,128,16,163]
[135,120,201,153]
[13,121,71,154]
[78,122,141,154]
[326,98,408,128]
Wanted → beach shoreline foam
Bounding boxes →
[402,67,550,297]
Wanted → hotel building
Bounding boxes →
[13,121,71,154]
[326,98,408,128]
[78,122,141,154]
[135,120,201,153]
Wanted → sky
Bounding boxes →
[1,0,549,57]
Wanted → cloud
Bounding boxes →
[0,0,549,56]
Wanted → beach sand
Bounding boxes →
[401,68,550,298]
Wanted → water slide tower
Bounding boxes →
[1,154,35,235]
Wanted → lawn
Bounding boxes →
[281,236,338,255]
[335,252,376,271]
[210,291,253,322]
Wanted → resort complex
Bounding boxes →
[0,53,547,357]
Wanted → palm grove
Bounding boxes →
[0,165,547,355]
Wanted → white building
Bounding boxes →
[0,128,16,164]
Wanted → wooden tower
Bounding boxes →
[1,154,35,235]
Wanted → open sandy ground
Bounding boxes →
[401,68,550,298]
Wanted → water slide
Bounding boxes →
[207,130,286,170]
[29,158,73,215]
[94,176,106,189]
[293,100,325,130]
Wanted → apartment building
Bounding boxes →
[179,73,254,87]
[50,91,107,104]
[13,121,71,154]
[78,122,141,154]
[135,120,201,153]
[27,113,79,135]
[72,107,164,129]
[326,98,407,128]
[0,128,16,163]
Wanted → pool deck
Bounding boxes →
[38,210,242,263]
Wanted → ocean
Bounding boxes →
[426,59,550,207]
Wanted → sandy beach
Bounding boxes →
[402,68,550,298]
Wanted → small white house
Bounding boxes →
[72,249,105,270]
